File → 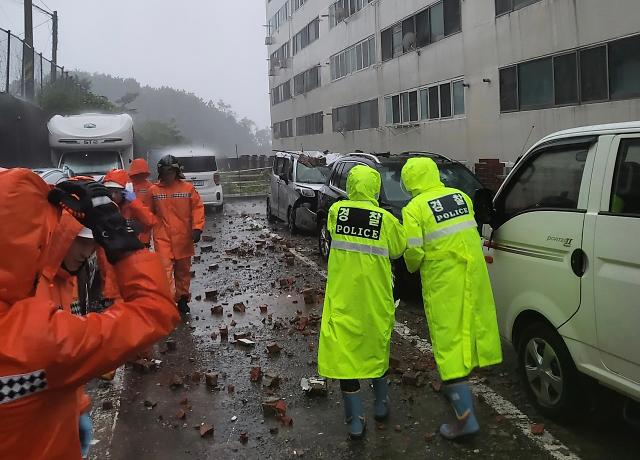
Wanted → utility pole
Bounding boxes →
[23,0,34,99]
[52,11,58,68]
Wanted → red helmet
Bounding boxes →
[103,169,130,189]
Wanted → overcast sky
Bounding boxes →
[0,0,271,128]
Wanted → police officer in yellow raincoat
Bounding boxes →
[401,157,502,440]
[318,165,406,439]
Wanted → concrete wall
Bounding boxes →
[266,0,640,163]
[0,93,51,168]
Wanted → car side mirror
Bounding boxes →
[473,188,495,226]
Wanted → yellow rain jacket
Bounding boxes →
[318,165,406,379]
[401,158,502,381]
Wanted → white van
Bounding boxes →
[480,122,640,421]
[172,148,223,212]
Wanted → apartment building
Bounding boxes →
[266,0,640,163]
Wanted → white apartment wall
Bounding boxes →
[267,0,640,163]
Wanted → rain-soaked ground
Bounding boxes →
[88,198,639,460]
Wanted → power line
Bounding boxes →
[33,17,50,30]
[36,0,53,14]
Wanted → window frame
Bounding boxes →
[578,44,610,104]
[604,137,640,218]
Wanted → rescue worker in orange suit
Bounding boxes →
[150,155,205,314]
[98,169,156,304]
[0,169,179,460]
[128,158,155,247]
[35,212,98,458]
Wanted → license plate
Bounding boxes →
[190,180,205,187]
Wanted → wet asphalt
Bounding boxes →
[87,198,639,460]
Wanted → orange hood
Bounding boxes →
[129,158,151,178]
[0,169,59,306]
[40,211,84,282]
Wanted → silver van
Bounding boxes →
[266,151,334,233]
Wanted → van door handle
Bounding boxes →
[570,249,587,277]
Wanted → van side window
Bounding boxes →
[281,158,291,179]
[502,147,588,216]
[273,157,283,175]
[610,139,640,215]
[330,163,344,188]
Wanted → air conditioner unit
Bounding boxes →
[265,36,274,46]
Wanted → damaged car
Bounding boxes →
[267,151,337,233]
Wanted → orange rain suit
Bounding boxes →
[149,179,205,301]
[128,159,155,246]
[35,211,91,415]
[0,168,179,460]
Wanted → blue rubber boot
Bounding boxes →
[440,381,480,440]
[371,377,390,421]
[342,390,366,439]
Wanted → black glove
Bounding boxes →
[49,179,144,264]
[192,229,202,244]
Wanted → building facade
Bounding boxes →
[266,0,640,163]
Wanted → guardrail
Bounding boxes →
[219,167,270,198]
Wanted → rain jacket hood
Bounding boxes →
[0,169,58,307]
[346,164,380,205]
[129,158,151,178]
[40,212,84,282]
[401,157,444,197]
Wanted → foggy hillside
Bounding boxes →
[76,72,271,157]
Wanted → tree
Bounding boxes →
[135,119,188,153]
[115,92,139,112]
[37,76,115,115]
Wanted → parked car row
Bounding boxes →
[268,122,640,427]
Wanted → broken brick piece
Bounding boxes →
[199,423,214,437]
[278,415,293,427]
[101,400,114,410]
[191,371,202,383]
[262,373,281,388]
[239,431,249,444]
[176,409,186,420]
[262,397,286,416]
[211,305,223,315]
[202,235,214,242]
[193,255,202,263]
[208,264,219,271]
[279,277,295,288]
[200,245,213,253]
[530,423,545,436]
[402,372,419,387]
[165,339,177,351]
[301,288,316,305]
[296,316,309,331]
[233,302,246,313]
[219,326,228,337]
[266,342,282,355]
[230,319,237,327]
[132,359,154,374]
[195,295,202,301]
[430,380,442,393]
[205,372,219,387]
[250,366,262,382]
[205,290,218,301]
[234,331,251,340]
[190,270,196,278]
[259,304,268,313]
[170,374,184,389]
[227,384,235,394]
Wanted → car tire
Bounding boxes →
[516,321,583,421]
[288,206,298,235]
[318,217,331,262]
[215,204,224,214]
[266,197,276,222]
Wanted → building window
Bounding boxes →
[495,0,542,17]
[381,0,461,62]
[580,46,608,102]
[268,2,290,34]
[271,80,292,106]
[270,42,290,71]
[293,18,319,55]
[329,0,374,29]
[330,36,376,81]
[499,66,518,112]
[518,57,553,110]
[333,99,379,132]
[296,112,324,136]
[452,80,465,115]
[293,0,307,12]
[553,52,578,105]
[608,35,640,101]
[273,119,294,139]
[294,66,321,96]
[386,79,464,125]
[499,34,640,112]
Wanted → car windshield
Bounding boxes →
[296,162,331,184]
[379,160,483,207]
[60,151,122,175]
[177,156,217,172]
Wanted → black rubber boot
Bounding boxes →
[177,297,190,315]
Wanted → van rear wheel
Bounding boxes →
[517,322,583,421]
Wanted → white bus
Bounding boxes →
[48,113,134,179]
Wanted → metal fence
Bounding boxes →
[0,27,68,100]
[219,167,271,198]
